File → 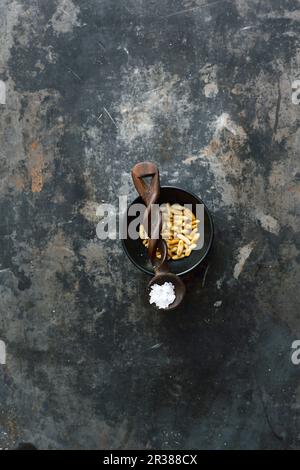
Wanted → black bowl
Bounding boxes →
[121,186,214,276]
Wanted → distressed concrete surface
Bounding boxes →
[0,0,299,450]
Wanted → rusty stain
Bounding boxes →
[5,418,19,441]
[203,138,221,156]
[29,152,44,193]
[31,155,44,192]
[28,141,45,192]
[31,141,38,151]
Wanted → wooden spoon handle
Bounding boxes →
[131,162,167,265]
[131,161,160,206]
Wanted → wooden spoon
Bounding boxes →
[131,162,186,310]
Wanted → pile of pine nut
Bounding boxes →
[139,203,200,260]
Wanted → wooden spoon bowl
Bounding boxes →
[147,271,186,311]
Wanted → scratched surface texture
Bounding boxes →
[0,0,300,450]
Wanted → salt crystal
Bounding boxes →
[149,282,176,309]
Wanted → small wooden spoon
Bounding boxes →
[131,162,186,310]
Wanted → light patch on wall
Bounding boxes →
[182,113,248,207]
[233,242,255,280]
[0,80,6,104]
[0,340,6,365]
[51,0,81,34]
[118,64,193,145]
[255,211,280,235]
[292,80,300,105]
[204,82,218,98]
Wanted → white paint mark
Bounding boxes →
[255,211,280,235]
[214,112,247,138]
[214,300,222,307]
[202,264,210,287]
[0,81,6,104]
[233,242,255,279]
[103,107,118,128]
[149,343,163,350]
[143,86,164,95]
[68,68,81,81]
[117,46,129,58]
[0,341,6,365]
[162,0,227,18]
[60,8,71,17]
